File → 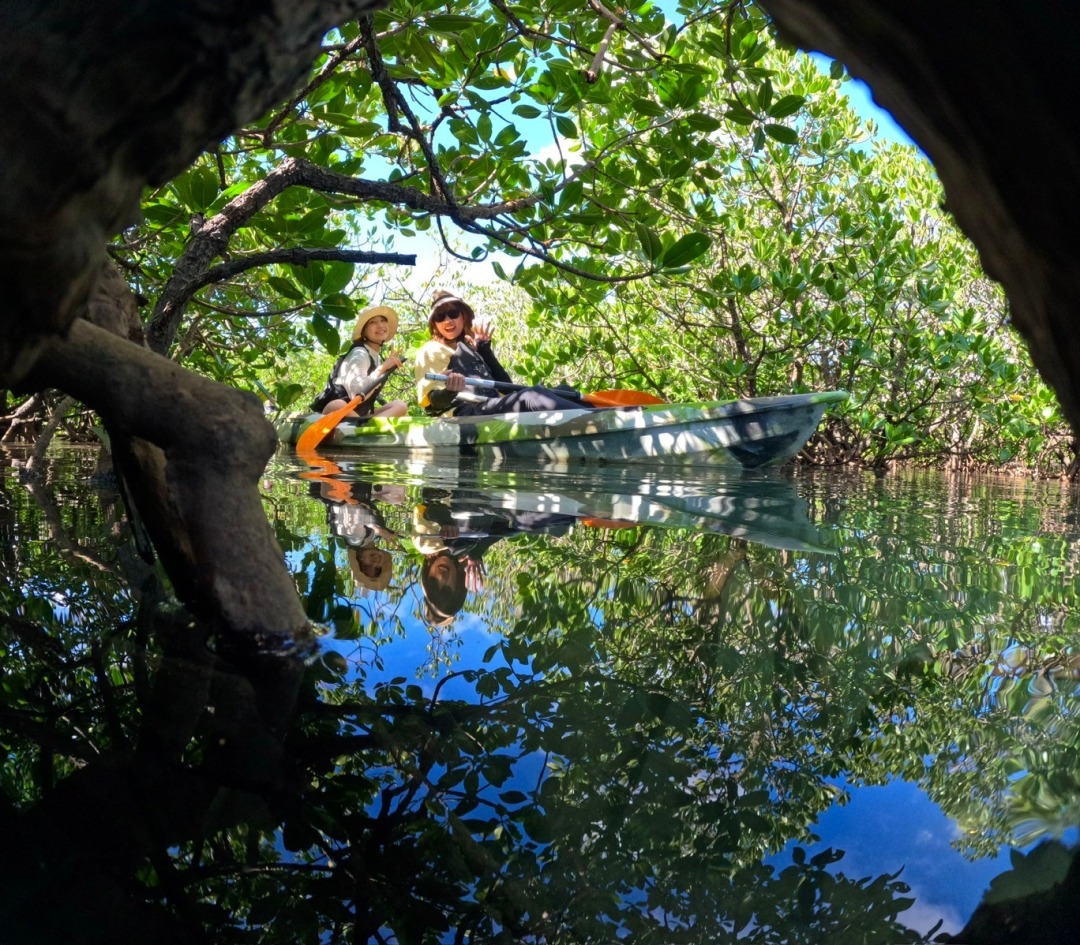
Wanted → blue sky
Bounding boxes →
[813,54,918,148]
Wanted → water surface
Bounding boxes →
[3,448,1080,942]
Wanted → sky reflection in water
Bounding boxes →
[3,450,1080,941]
[276,456,1080,940]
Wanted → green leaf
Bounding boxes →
[172,165,219,212]
[274,382,305,409]
[756,79,773,112]
[725,100,757,125]
[320,262,355,296]
[290,263,325,292]
[635,222,663,262]
[764,123,800,145]
[318,293,354,320]
[768,94,807,119]
[661,232,712,268]
[268,275,304,301]
[685,112,723,133]
[630,97,666,117]
[494,125,520,147]
[190,166,219,210]
[513,104,542,119]
[424,14,484,34]
[555,115,577,139]
[449,118,478,144]
[558,179,584,208]
[309,312,340,353]
[297,207,329,238]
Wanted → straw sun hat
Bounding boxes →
[352,305,400,343]
[348,546,394,592]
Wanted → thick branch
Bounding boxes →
[146,156,546,353]
[200,248,416,292]
[24,319,311,644]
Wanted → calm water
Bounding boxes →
[3,446,1080,942]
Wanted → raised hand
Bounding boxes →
[463,556,486,594]
[471,319,494,344]
[378,352,404,375]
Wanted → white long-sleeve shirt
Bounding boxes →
[337,344,387,398]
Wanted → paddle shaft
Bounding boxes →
[423,373,665,407]
[424,372,572,396]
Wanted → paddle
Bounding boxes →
[298,454,356,503]
[586,388,666,407]
[296,394,365,453]
[297,365,400,454]
[424,373,664,407]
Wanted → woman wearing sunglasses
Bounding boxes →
[414,289,584,417]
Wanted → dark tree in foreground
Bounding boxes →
[0,0,388,643]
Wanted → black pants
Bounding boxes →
[453,387,586,416]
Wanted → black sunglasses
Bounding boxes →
[433,309,464,323]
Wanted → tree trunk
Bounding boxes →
[0,1,385,386]
[0,1,386,642]
[23,316,311,645]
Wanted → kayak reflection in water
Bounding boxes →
[412,486,575,626]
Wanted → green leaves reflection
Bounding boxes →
[270,468,1080,938]
[6,461,1080,940]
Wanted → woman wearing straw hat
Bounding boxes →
[349,546,394,595]
[311,305,408,418]
[414,289,584,417]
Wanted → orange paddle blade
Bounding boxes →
[297,456,356,503]
[582,389,665,407]
[296,395,363,453]
[580,517,637,529]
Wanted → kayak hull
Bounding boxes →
[278,391,847,469]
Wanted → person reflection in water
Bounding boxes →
[312,479,404,595]
[414,499,489,627]
[349,546,393,595]
[413,486,574,627]
[420,551,477,627]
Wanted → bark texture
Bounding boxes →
[0,1,383,385]
[758,0,1080,434]
[23,316,312,642]
[0,1,385,641]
